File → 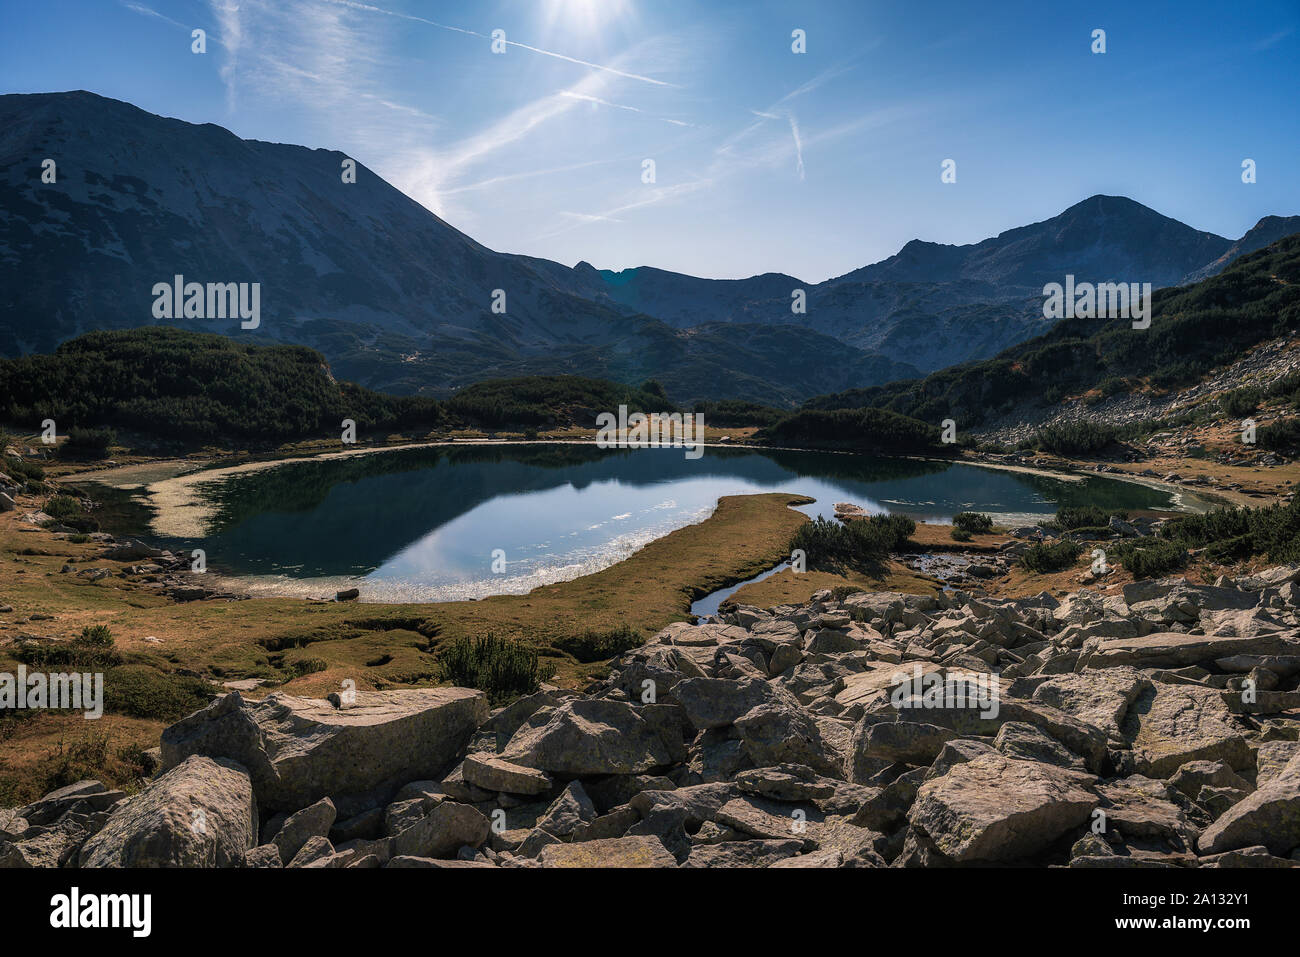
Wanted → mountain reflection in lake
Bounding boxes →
[155,444,1183,602]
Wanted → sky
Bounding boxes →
[1,0,1297,282]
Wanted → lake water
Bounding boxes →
[143,444,1186,603]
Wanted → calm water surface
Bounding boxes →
[140,444,1186,602]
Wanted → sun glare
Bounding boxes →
[540,0,633,35]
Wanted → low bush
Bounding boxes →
[1111,539,1187,577]
[1019,540,1082,573]
[790,513,915,571]
[436,634,556,705]
[102,665,214,721]
[15,624,121,669]
[952,512,993,535]
[554,625,643,663]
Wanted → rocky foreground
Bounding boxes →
[5,567,1300,868]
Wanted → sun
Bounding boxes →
[539,0,634,35]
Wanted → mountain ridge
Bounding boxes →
[0,90,1292,404]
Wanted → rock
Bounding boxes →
[994,721,1085,770]
[335,588,360,601]
[1023,668,1149,743]
[287,835,335,867]
[535,781,597,838]
[734,702,842,778]
[79,755,257,867]
[18,779,125,826]
[1198,752,1300,856]
[734,764,838,801]
[852,718,958,767]
[715,797,815,848]
[243,844,283,868]
[771,848,847,867]
[1120,685,1250,778]
[671,677,794,729]
[1084,631,1298,670]
[0,814,107,868]
[1169,760,1252,800]
[906,753,1097,864]
[501,699,675,775]
[536,835,676,868]
[270,797,336,863]
[683,839,805,867]
[391,802,490,859]
[462,753,552,795]
[160,688,488,814]
[1095,776,1199,850]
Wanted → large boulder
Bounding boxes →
[906,753,1097,864]
[501,699,677,775]
[671,677,794,730]
[79,756,257,867]
[160,689,488,814]
[1083,632,1300,670]
[1119,685,1250,778]
[1198,752,1300,856]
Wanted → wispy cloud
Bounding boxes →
[120,1,189,31]
[315,0,673,86]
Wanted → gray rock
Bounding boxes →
[462,753,552,795]
[683,839,805,867]
[501,699,675,775]
[906,753,1096,864]
[1198,752,1300,856]
[270,797,336,862]
[79,755,258,867]
[535,781,596,837]
[391,802,490,859]
[160,688,488,815]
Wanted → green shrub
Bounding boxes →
[1028,422,1118,456]
[829,585,866,601]
[63,426,116,459]
[1162,496,1300,564]
[1112,539,1187,577]
[952,512,993,535]
[1019,540,1082,573]
[103,665,214,721]
[1219,387,1262,418]
[436,634,556,705]
[15,624,121,669]
[951,527,972,542]
[43,494,84,521]
[1258,417,1300,452]
[790,513,914,571]
[554,625,643,663]
[1053,506,1124,530]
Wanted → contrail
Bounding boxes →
[317,0,673,87]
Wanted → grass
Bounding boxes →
[0,489,814,795]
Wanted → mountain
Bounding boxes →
[1182,214,1300,284]
[0,91,1289,405]
[0,91,921,406]
[802,233,1300,429]
[565,195,1238,371]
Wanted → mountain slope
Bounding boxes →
[0,91,921,405]
[802,234,1300,429]
[0,91,1288,404]
[1182,215,1300,284]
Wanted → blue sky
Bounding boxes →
[2,0,1297,281]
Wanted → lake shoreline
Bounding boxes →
[63,438,1207,605]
